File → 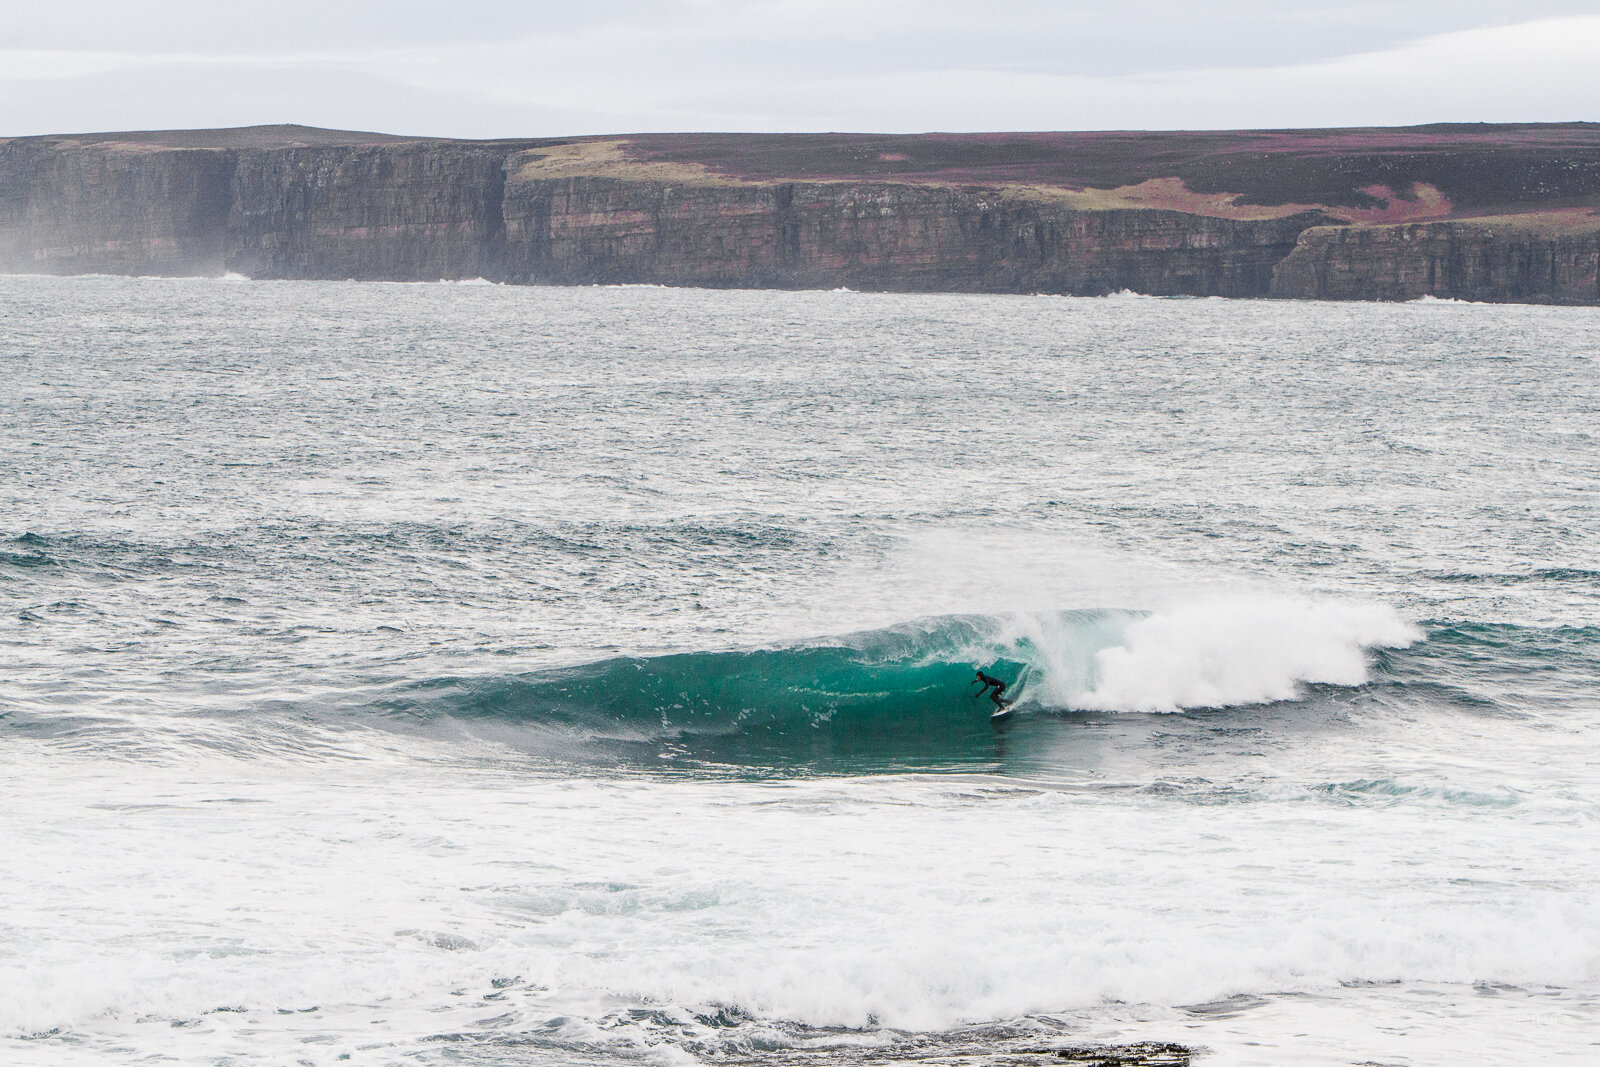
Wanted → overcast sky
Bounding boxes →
[2,1,1597,137]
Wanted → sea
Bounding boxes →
[1,274,1597,1066]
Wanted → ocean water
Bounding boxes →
[1,274,1597,1066]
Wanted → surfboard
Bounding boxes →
[990,703,1015,721]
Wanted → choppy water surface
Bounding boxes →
[2,275,1597,1066]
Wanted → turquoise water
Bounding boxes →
[1,276,1598,1065]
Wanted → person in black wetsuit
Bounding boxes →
[973,670,1009,709]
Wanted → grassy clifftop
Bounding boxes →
[611,124,1600,217]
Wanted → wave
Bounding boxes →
[1426,567,1600,585]
[379,597,1419,754]
[1,532,56,568]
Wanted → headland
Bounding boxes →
[3,123,1598,303]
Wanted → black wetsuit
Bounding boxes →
[974,670,1009,709]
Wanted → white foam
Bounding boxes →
[1063,596,1420,712]
[5,761,1594,1063]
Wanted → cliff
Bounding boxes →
[501,172,1327,295]
[0,139,234,275]
[3,123,1599,304]
[226,143,509,280]
[1271,212,1600,304]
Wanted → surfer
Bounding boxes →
[972,670,1010,710]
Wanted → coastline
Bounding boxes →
[2,123,1597,304]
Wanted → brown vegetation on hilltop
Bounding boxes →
[619,124,1600,217]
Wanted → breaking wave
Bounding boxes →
[380,597,1420,754]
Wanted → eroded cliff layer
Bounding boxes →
[226,143,510,281]
[0,139,234,276]
[2,123,1599,303]
[501,174,1328,295]
[1271,214,1600,304]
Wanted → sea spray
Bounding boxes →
[1068,597,1422,713]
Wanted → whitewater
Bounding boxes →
[1,275,1597,1066]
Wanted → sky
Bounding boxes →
[2,1,1598,138]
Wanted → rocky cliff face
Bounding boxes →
[3,125,1599,305]
[1270,217,1600,304]
[0,140,233,275]
[225,143,508,280]
[502,176,1326,296]
[0,135,509,281]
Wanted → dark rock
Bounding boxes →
[1271,215,1600,304]
[502,175,1325,296]
[715,1038,1191,1066]
[223,143,508,281]
[0,140,233,276]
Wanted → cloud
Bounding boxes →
[762,15,1600,131]
[0,64,583,140]
[0,12,1596,136]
